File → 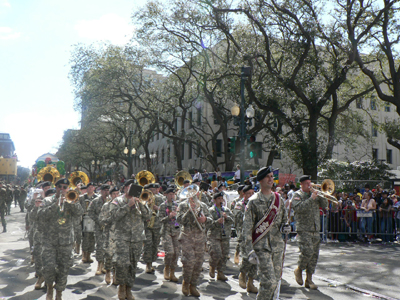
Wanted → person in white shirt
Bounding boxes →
[233,165,241,183]
[193,170,202,181]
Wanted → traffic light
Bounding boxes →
[227,137,236,153]
[248,135,256,158]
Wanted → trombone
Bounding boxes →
[310,179,338,203]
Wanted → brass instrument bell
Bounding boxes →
[135,170,155,187]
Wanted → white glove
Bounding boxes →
[280,223,291,234]
[248,250,259,265]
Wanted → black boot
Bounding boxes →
[2,227,6,233]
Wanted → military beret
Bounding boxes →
[256,166,273,182]
[154,183,161,189]
[243,185,254,193]
[217,183,225,189]
[143,183,151,189]
[183,179,190,184]
[165,187,175,194]
[80,185,87,190]
[45,188,56,197]
[101,184,110,191]
[86,182,95,188]
[161,185,167,192]
[237,185,245,192]
[299,175,311,183]
[41,181,51,188]
[382,190,388,195]
[123,179,135,187]
[36,181,43,188]
[55,178,70,186]
[103,179,111,184]
[213,191,224,199]
[109,186,119,193]
[192,178,200,183]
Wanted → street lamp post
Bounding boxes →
[240,66,251,184]
[123,130,136,179]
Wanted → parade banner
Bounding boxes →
[0,158,17,176]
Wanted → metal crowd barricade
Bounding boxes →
[316,208,400,243]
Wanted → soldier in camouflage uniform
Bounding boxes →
[13,186,20,208]
[99,186,119,284]
[38,178,83,300]
[5,184,13,215]
[88,184,110,276]
[73,185,86,255]
[110,179,150,300]
[237,185,257,291]
[79,182,97,263]
[292,175,328,290]
[243,166,290,300]
[193,179,211,206]
[232,185,245,264]
[176,185,212,297]
[207,191,234,281]
[158,187,180,282]
[0,182,7,232]
[19,186,27,212]
[30,188,56,290]
[142,183,164,274]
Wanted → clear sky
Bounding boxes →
[0,0,148,169]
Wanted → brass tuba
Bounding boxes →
[69,171,90,188]
[37,166,60,185]
[135,170,155,187]
[65,190,79,203]
[175,170,192,189]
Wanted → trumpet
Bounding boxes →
[65,190,80,203]
[310,179,338,203]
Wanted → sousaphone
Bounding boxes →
[135,170,155,187]
[69,171,90,188]
[175,170,192,189]
[37,166,60,185]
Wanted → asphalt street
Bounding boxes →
[1,204,399,300]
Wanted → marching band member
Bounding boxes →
[207,191,234,281]
[73,184,86,254]
[231,184,245,264]
[79,182,97,263]
[242,166,290,300]
[110,180,150,300]
[292,175,328,290]
[158,187,180,282]
[176,185,212,297]
[38,178,83,300]
[87,184,110,276]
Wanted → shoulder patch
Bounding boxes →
[293,197,301,200]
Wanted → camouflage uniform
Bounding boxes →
[243,192,288,300]
[177,199,212,286]
[19,188,27,212]
[0,186,7,231]
[5,186,13,215]
[88,195,108,263]
[98,200,114,271]
[207,205,234,273]
[199,192,211,206]
[30,204,45,277]
[110,194,150,287]
[291,190,328,274]
[38,194,83,291]
[25,193,36,251]
[14,188,20,208]
[142,194,164,264]
[158,200,180,268]
[232,197,244,255]
[79,193,97,253]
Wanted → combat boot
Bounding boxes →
[30,255,34,264]
[87,252,93,263]
[209,266,215,278]
[145,262,153,273]
[118,284,126,300]
[45,283,53,300]
[217,271,227,281]
[2,226,6,233]
[305,272,318,290]
[182,280,190,296]
[247,277,258,293]
[189,284,200,297]
[126,285,135,300]
[163,265,170,280]
[81,251,87,263]
[55,290,63,300]
[112,269,118,285]
[294,267,303,286]
[34,276,45,290]
[234,250,240,265]
[169,268,178,282]
[238,272,246,289]
[95,261,103,275]
[105,270,111,284]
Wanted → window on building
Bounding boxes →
[216,139,222,157]
[181,143,185,160]
[161,149,165,164]
[387,149,393,164]
[356,99,363,109]
[197,144,202,157]
[197,108,202,126]
[188,111,193,128]
[372,148,378,161]
[188,142,193,159]
[372,124,378,137]
[167,146,170,163]
[175,119,178,132]
[385,104,391,112]
[256,142,263,158]
[370,99,377,110]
